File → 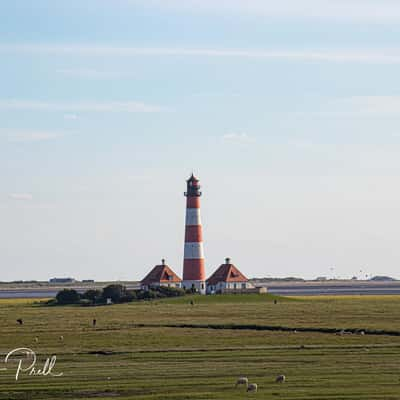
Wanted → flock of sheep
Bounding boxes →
[18,317,96,344]
[235,374,286,393]
[17,317,287,394]
[17,318,97,327]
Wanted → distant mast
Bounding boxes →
[182,174,206,294]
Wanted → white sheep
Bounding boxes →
[59,335,64,341]
[34,337,38,343]
[235,376,249,387]
[276,374,286,383]
[247,383,258,393]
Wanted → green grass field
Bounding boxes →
[1,294,400,399]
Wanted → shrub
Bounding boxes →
[146,290,158,299]
[135,286,186,300]
[44,298,58,306]
[157,286,186,297]
[120,290,137,303]
[135,290,148,300]
[79,299,93,306]
[56,289,80,305]
[102,284,127,303]
[82,289,102,303]
[136,289,158,300]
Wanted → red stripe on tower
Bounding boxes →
[182,174,206,294]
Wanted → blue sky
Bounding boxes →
[1,0,400,281]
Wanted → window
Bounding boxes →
[242,283,246,289]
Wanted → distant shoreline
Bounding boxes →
[2,280,400,298]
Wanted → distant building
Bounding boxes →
[49,277,76,284]
[82,280,95,283]
[370,276,396,282]
[140,259,182,291]
[206,258,254,294]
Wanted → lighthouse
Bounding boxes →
[182,174,206,294]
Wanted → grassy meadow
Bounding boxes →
[1,294,400,399]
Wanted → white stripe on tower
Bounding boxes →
[184,242,204,259]
[185,208,202,226]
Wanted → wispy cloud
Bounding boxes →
[222,132,255,144]
[63,113,78,120]
[191,92,241,99]
[9,193,33,201]
[140,0,400,23]
[1,44,400,64]
[57,68,128,79]
[0,99,166,113]
[340,96,400,117]
[5,131,64,143]
[296,96,400,118]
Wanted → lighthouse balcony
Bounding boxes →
[184,191,202,197]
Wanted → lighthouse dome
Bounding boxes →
[187,173,199,183]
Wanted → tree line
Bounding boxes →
[52,284,187,305]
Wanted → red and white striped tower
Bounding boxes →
[183,174,206,294]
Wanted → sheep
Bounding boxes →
[16,318,23,325]
[276,374,286,383]
[34,337,39,343]
[235,376,248,387]
[336,329,352,336]
[246,383,258,393]
[59,335,64,341]
[93,319,97,327]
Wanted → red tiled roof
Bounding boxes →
[141,264,182,285]
[206,263,248,285]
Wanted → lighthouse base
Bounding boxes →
[182,280,206,295]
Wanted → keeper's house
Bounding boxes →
[206,258,257,294]
[140,259,182,291]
